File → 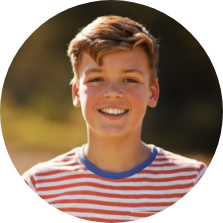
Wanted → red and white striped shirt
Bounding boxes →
[22,145,207,222]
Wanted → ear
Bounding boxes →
[147,78,159,108]
[72,82,81,107]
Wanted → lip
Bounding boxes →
[98,109,129,120]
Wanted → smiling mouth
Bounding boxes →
[99,108,129,115]
[98,110,129,116]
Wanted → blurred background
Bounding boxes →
[1,1,222,175]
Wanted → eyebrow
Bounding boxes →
[121,69,144,76]
[85,68,144,76]
[85,68,103,75]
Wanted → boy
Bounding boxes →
[22,15,207,222]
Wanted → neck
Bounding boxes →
[84,141,152,173]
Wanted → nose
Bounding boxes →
[103,82,124,99]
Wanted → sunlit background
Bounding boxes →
[1,1,222,175]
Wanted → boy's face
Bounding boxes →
[72,47,159,139]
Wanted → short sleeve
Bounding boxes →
[22,169,37,192]
[194,163,207,185]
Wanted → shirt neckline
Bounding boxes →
[77,144,158,179]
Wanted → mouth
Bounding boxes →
[99,108,129,115]
[98,110,129,120]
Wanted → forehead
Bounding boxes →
[78,47,151,76]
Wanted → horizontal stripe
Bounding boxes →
[22,145,206,222]
[39,191,192,203]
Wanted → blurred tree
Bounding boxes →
[1,1,222,155]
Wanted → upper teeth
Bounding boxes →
[101,108,126,115]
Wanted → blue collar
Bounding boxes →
[78,145,158,179]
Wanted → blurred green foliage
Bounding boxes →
[1,1,222,155]
[1,99,87,151]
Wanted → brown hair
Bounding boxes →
[67,15,159,86]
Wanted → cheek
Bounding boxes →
[128,86,150,107]
[128,90,150,123]
[79,87,98,114]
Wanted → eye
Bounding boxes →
[89,78,101,82]
[125,78,138,83]
[89,78,138,83]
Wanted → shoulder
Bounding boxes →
[22,146,84,191]
[156,147,205,166]
[150,145,207,183]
